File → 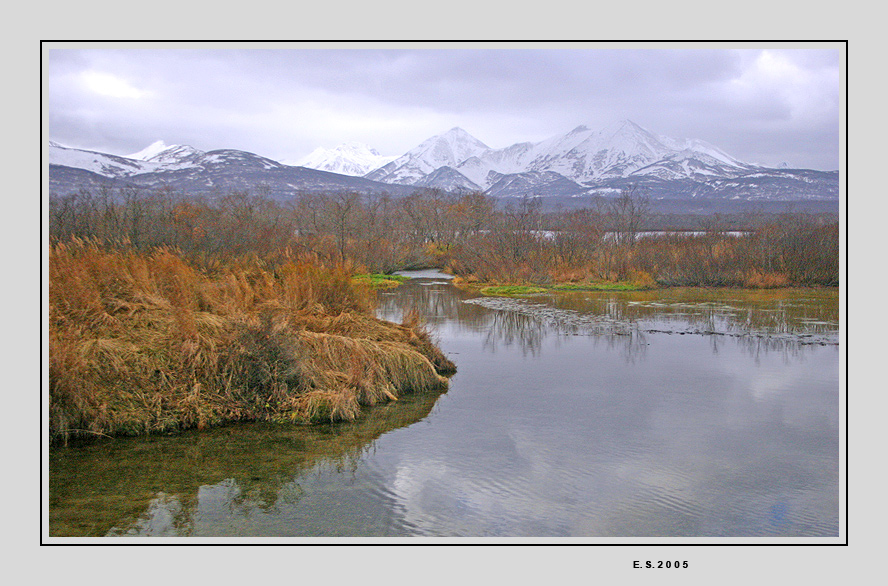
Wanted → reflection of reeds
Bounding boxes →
[49,390,446,536]
[460,288,838,357]
[49,239,455,444]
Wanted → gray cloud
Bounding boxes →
[47,44,842,170]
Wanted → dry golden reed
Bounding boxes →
[49,239,455,444]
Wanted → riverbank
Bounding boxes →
[49,240,455,445]
[452,276,839,297]
[452,273,658,296]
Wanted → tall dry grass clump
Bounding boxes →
[49,239,455,444]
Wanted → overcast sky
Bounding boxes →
[46,43,843,170]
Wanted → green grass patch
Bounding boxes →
[550,281,651,292]
[478,282,654,296]
[352,273,410,289]
[480,285,548,296]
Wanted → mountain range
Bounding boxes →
[48,140,417,199]
[48,120,839,206]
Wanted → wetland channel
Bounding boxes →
[49,270,840,538]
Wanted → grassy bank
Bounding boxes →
[49,239,455,445]
[453,270,659,297]
[468,279,657,297]
[351,273,410,289]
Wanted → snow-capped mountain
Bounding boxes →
[365,127,490,185]
[143,144,206,168]
[530,120,750,183]
[452,120,752,190]
[50,140,206,177]
[295,142,396,176]
[48,141,416,199]
[49,141,157,178]
[356,119,835,201]
[48,121,839,205]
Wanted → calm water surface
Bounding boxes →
[49,272,840,538]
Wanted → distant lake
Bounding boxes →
[49,274,839,538]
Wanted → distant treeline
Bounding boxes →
[48,186,839,287]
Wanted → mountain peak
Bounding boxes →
[365,127,490,185]
[340,141,382,156]
[439,126,486,144]
[144,144,204,165]
[127,140,171,161]
[296,142,395,176]
[601,119,647,135]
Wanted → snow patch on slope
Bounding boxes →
[295,142,396,176]
[127,140,172,161]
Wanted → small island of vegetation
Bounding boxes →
[50,239,454,445]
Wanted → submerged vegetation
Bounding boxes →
[49,389,448,536]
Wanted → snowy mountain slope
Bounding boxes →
[485,171,587,198]
[437,120,756,190]
[455,141,537,188]
[50,140,206,177]
[47,140,417,199]
[451,121,673,188]
[48,142,158,178]
[532,120,676,181]
[143,144,206,169]
[365,127,490,184]
[702,168,839,199]
[127,140,174,161]
[295,142,397,176]
[523,120,753,184]
[629,148,756,181]
[412,166,481,192]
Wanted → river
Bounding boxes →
[48,271,840,538]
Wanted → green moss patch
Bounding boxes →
[352,273,411,289]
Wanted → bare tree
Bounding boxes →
[552,207,604,265]
[323,191,362,263]
[609,185,650,247]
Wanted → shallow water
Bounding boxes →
[49,273,840,538]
